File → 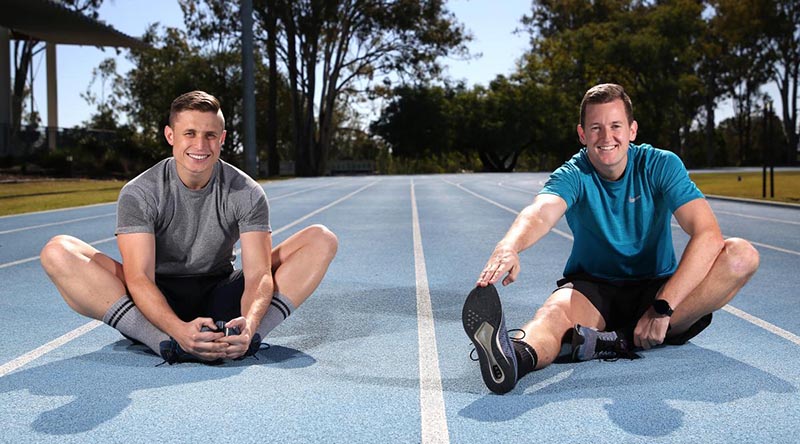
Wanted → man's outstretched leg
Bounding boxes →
[463,283,604,394]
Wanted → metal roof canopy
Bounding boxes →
[1,0,147,155]
[0,0,146,48]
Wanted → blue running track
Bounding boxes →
[1,173,798,443]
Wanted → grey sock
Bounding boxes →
[255,292,295,339]
[102,295,169,356]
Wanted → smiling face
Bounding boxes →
[164,109,226,189]
[577,99,638,181]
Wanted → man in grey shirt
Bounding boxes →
[41,90,338,364]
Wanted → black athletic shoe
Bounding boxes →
[234,333,267,361]
[462,284,518,394]
[571,325,640,361]
[158,339,223,366]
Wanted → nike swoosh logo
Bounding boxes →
[628,195,641,203]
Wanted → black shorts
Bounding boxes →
[155,269,245,323]
[555,273,712,345]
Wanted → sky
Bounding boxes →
[24,0,531,129]
[24,0,776,130]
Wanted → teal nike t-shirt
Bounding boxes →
[539,143,703,281]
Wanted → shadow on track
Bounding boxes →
[0,340,314,435]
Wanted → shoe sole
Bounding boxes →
[570,324,586,361]
[462,285,517,394]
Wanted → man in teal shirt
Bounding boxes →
[463,83,760,394]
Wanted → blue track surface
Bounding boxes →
[1,174,798,443]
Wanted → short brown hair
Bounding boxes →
[168,90,224,127]
[579,83,633,127]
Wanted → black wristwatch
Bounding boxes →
[652,299,674,317]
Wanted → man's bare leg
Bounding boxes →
[40,235,127,320]
[271,224,338,308]
[518,289,605,369]
[40,235,170,356]
[668,237,759,336]
[251,224,338,341]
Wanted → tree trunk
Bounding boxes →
[778,57,799,165]
[479,146,523,172]
[704,94,716,167]
[265,0,280,177]
[281,3,306,176]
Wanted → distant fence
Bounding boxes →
[278,160,375,176]
[0,123,50,157]
[329,160,375,175]
[0,124,119,158]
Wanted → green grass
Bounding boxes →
[0,177,288,216]
[0,179,126,216]
[0,171,797,216]
[690,171,800,204]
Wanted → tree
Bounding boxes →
[262,0,281,176]
[767,0,800,164]
[697,1,729,167]
[254,0,469,176]
[121,10,253,163]
[370,84,455,159]
[711,0,776,165]
[522,0,708,161]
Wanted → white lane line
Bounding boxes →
[722,305,800,346]
[443,178,573,241]
[714,210,800,226]
[0,212,116,235]
[0,182,380,376]
[496,182,545,194]
[0,320,103,377]
[0,236,116,270]
[523,369,574,394]
[0,181,360,267]
[272,180,379,236]
[268,181,338,201]
[485,181,799,255]
[450,180,800,350]
[233,180,380,255]
[749,240,800,257]
[670,223,800,257]
[411,179,450,444]
[0,180,338,232]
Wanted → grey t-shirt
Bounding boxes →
[115,158,270,277]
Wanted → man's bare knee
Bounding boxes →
[533,302,572,332]
[306,224,338,257]
[723,237,760,278]
[40,235,80,275]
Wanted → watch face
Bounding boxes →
[653,299,673,316]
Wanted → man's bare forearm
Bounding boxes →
[659,229,725,308]
[126,274,184,337]
[240,271,273,332]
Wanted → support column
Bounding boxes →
[0,27,10,156]
[46,42,58,151]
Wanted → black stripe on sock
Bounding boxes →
[270,299,289,319]
[107,299,134,328]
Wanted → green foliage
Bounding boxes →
[379,151,482,174]
[79,0,295,176]
[19,0,794,178]
[254,0,469,176]
[371,77,571,172]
